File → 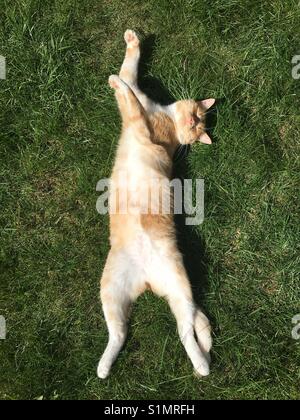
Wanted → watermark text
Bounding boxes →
[292,55,300,80]
[0,316,6,340]
[96,171,204,226]
[292,314,300,340]
[0,55,6,80]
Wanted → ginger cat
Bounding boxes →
[97,30,215,379]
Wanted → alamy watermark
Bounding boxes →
[0,316,6,340]
[96,171,204,226]
[0,55,6,80]
[292,314,300,341]
[292,55,300,80]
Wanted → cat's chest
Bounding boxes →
[116,136,170,175]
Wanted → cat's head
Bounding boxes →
[173,99,215,145]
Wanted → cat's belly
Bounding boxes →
[124,229,182,299]
[128,229,172,273]
[128,231,154,269]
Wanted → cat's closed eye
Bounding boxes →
[189,115,202,130]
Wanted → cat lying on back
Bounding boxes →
[97,30,215,379]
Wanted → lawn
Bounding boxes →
[0,0,299,400]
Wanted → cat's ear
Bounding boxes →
[199,98,215,110]
[199,132,212,145]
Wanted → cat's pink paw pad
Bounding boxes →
[124,29,139,48]
[108,75,121,90]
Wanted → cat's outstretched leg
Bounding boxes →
[168,295,211,377]
[120,30,140,87]
[108,75,151,141]
[119,30,150,110]
[97,251,137,379]
[98,247,147,379]
[149,255,212,377]
[97,294,130,379]
[97,276,130,377]
[109,74,142,116]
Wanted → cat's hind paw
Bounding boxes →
[193,359,210,378]
[97,360,110,379]
[124,29,140,48]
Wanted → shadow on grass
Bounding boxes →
[173,161,210,312]
[138,33,175,105]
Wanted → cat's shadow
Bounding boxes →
[173,162,210,311]
[138,34,175,105]
[137,33,215,310]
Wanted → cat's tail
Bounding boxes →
[194,309,212,362]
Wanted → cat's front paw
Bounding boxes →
[108,75,121,90]
[124,29,139,48]
[109,75,128,93]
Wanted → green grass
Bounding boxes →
[0,0,300,400]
